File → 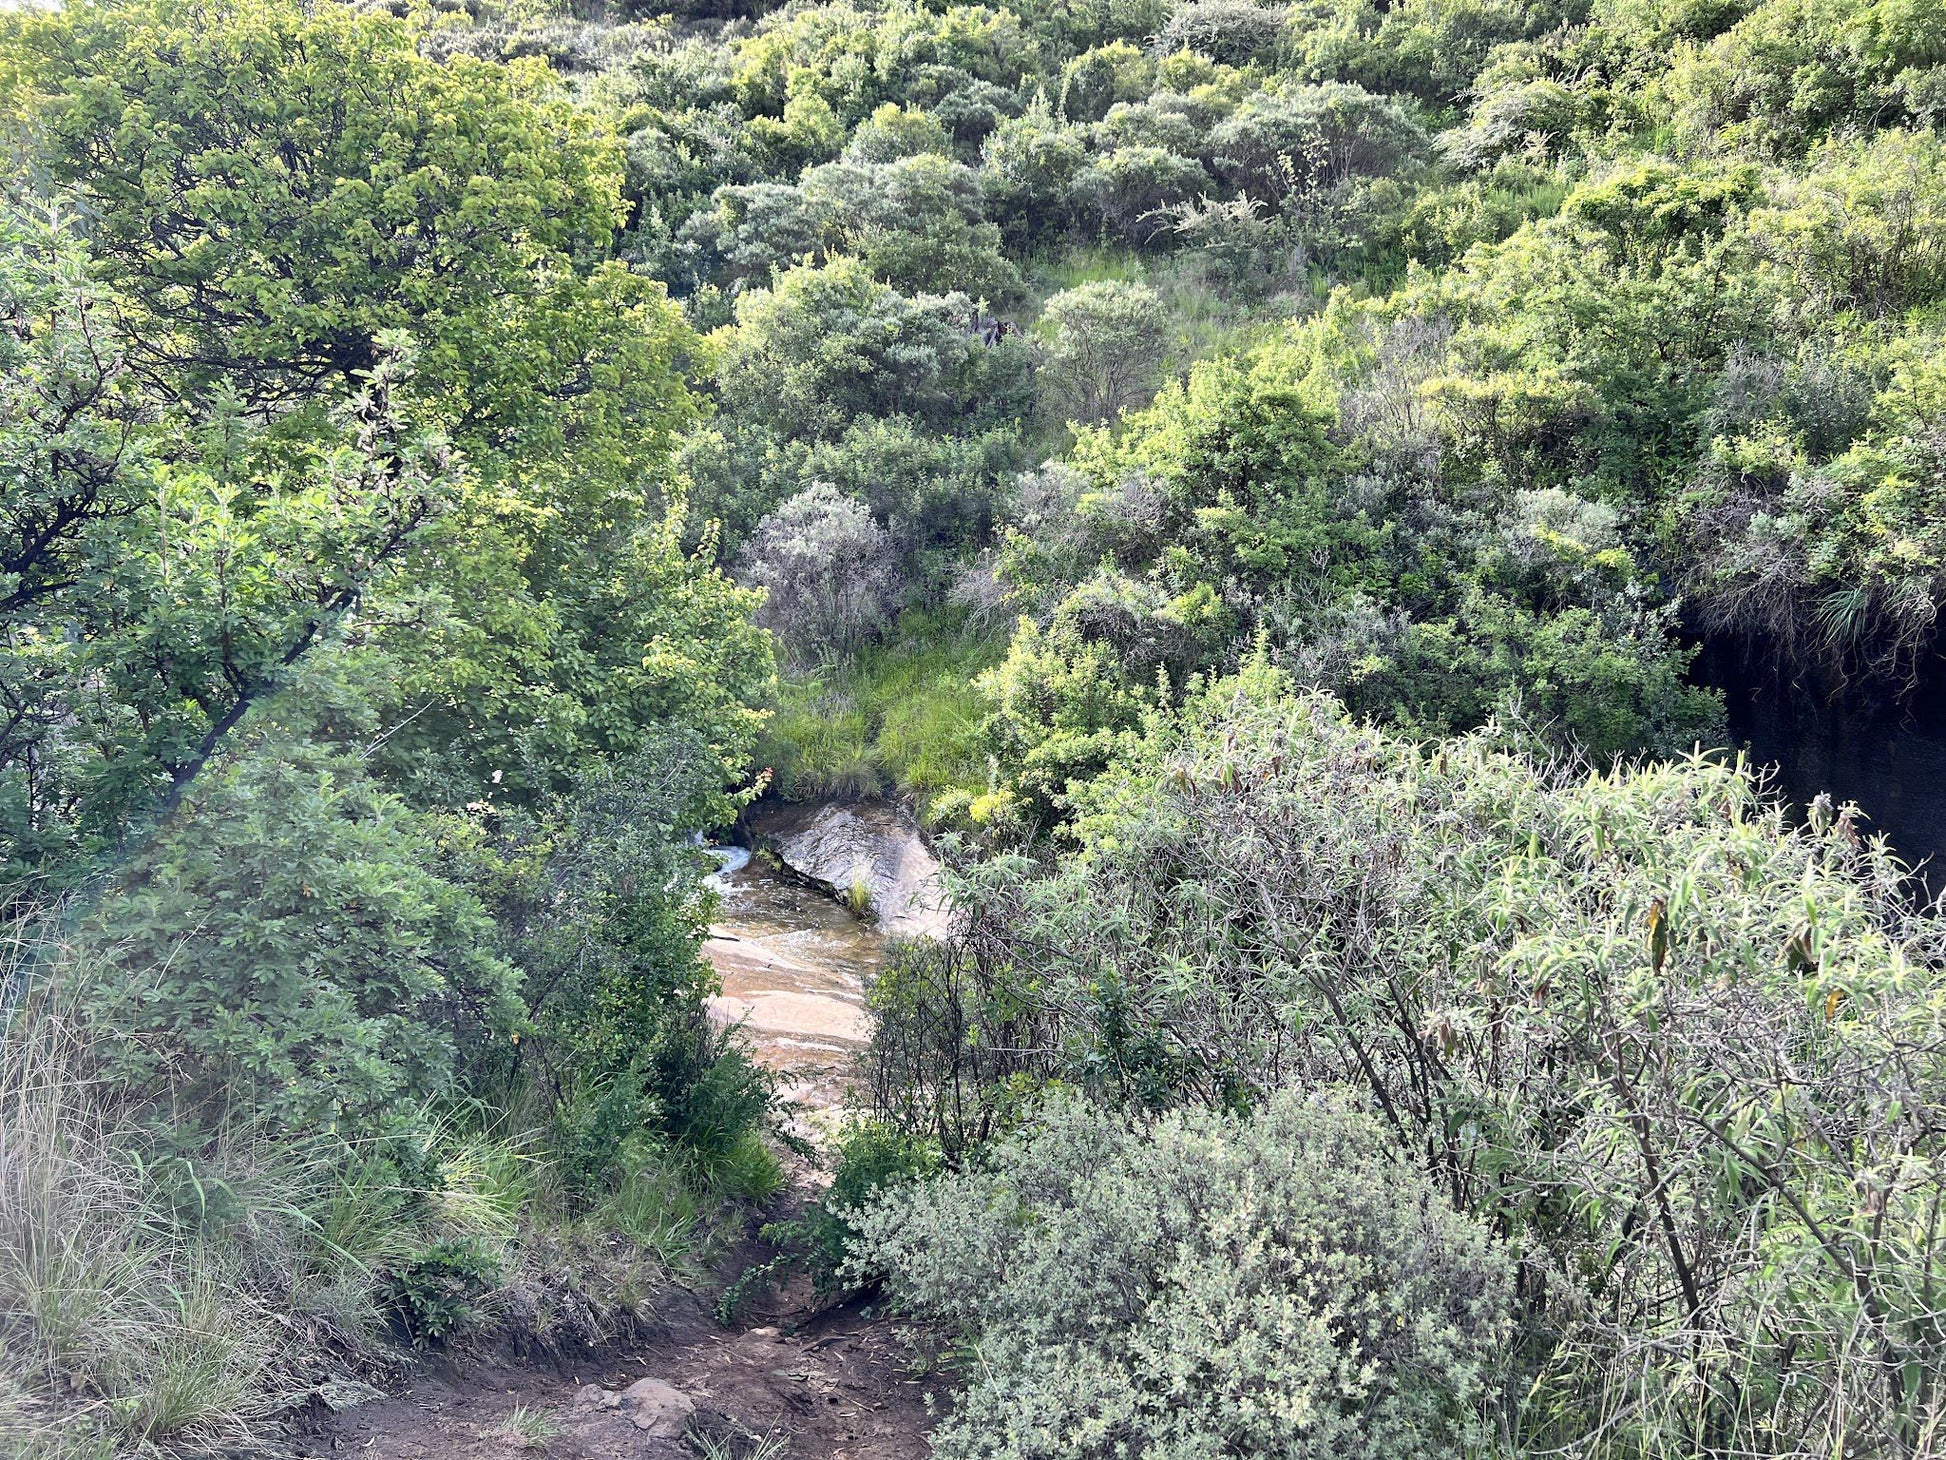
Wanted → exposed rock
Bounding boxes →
[704,983,872,1047]
[745,799,948,938]
[620,1377,696,1437]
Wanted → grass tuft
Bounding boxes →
[495,1402,559,1451]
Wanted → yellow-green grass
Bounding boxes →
[758,607,1008,817]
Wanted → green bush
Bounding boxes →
[76,739,521,1145]
[851,1089,1512,1460]
[1037,280,1169,423]
[721,1120,940,1318]
[870,667,1946,1456]
[383,1237,503,1347]
[451,740,775,1195]
[1154,1,1291,67]
[715,258,1033,443]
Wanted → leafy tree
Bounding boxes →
[0,226,456,875]
[0,204,154,877]
[362,490,773,808]
[0,205,148,621]
[2,0,744,815]
[4,0,626,411]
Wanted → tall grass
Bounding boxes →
[0,978,292,1456]
[759,606,1008,812]
[0,938,754,1454]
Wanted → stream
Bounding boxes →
[701,838,888,1120]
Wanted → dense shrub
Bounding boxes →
[722,1119,940,1316]
[1283,0,1577,108]
[1037,280,1170,423]
[1205,82,1428,203]
[800,416,1023,583]
[740,483,902,660]
[684,152,1021,298]
[75,738,520,1142]
[853,1089,1513,1460]
[1665,0,1946,154]
[1074,145,1213,242]
[979,109,1090,241]
[870,669,1946,1456]
[844,102,954,161]
[715,259,1032,441]
[1153,1,1291,67]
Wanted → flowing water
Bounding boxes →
[703,845,887,1116]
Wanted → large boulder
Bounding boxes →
[746,799,948,938]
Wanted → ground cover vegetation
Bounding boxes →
[863,669,1946,1457]
[519,0,1940,1454]
[5,0,1946,1456]
[486,0,1946,834]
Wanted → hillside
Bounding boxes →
[1,0,1944,1457]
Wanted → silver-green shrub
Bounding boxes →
[849,1089,1512,1460]
[866,662,1946,1456]
[739,482,900,661]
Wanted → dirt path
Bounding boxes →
[306,841,933,1460]
[305,1274,932,1460]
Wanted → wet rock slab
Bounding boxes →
[701,799,947,1123]
[744,798,949,939]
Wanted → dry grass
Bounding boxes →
[0,977,293,1456]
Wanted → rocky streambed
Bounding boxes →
[703,798,944,1117]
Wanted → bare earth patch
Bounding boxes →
[305,1281,933,1460]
